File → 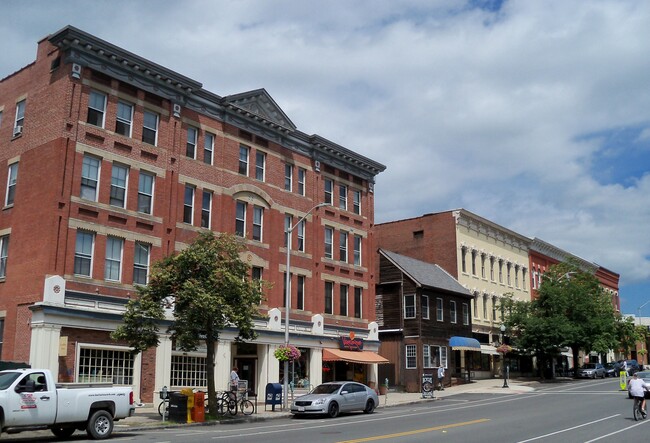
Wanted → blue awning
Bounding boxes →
[449,336,481,351]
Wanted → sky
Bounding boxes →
[1,0,649,315]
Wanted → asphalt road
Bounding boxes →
[4,378,649,442]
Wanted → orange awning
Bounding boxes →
[323,349,390,364]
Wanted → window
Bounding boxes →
[507,263,512,286]
[87,91,106,127]
[238,145,249,175]
[171,354,206,387]
[490,257,495,281]
[325,281,333,315]
[0,235,9,278]
[461,247,467,273]
[284,164,293,191]
[431,345,448,368]
[133,242,150,285]
[105,236,123,281]
[283,272,290,308]
[115,101,133,137]
[422,295,429,319]
[296,220,305,252]
[515,265,519,288]
[0,318,4,357]
[201,191,211,229]
[204,133,214,165]
[353,235,362,266]
[297,168,306,195]
[77,346,134,385]
[471,250,477,275]
[339,284,348,316]
[473,295,478,318]
[137,171,154,214]
[462,303,469,325]
[186,127,197,159]
[483,294,488,319]
[406,345,417,369]
[339,184,347,210]
[284,214,292,247]
[142,110,158,145]
[498,260,503,283]
[450,301,457,323]
[492,297,498,321]
[339,231,348,262]
[324,227,333,259]
[253,206,263,241]
[255,152,265,181]
[235,201,246,237]
[110,163,128,208]
[252,266,263,284]
[423,345,431,368]
[354,287,362,318]
[522,268,527,290]
[436,298,443,321]
[183,185,195,224]
[481,254,486,278]
[297,275,305,310]
[74,230,94,277]
[352,190,361,215]
[5,163,18,206]
[81,155,100,201]
[324,179,333,204]
[404,294,416,318]
[14,100,25,133]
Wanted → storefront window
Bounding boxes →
[280,347,311,388]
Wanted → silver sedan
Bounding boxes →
[291,381,379,418]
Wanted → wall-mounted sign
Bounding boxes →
[339,335,364,351]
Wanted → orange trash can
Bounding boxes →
[192,391,205,422]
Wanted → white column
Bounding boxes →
[368,364,378,386]
[154,334,173,395]
[309,348,323,387]
[268,345,280,383]
[215,339,232,391]
[29,324,61,377]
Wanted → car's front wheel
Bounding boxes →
[327,402,339,418]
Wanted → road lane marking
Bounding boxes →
[336,418,490,443]
[516,414,620,442]
[583,418,650,441]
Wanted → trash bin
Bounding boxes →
[181,388,194,423]
[192,391,205,422]
[168,392,188,423]
[265,383,283,411]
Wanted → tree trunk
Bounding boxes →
[206,334,216,418]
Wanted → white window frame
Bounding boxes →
[404,294,416,319]
[463,303,470,325]
[339,231,348,263]
[255,151,266,181]
[14,100,25,133]
[422,295,430,319]
[142,110,159,146]
[87,91,106,128]
[353,235,362,266]
[115,101,133,137]
[171,353,207,388]
[104,236,123,282]
[423,345,431,368]
[81,155,100,202]
[324,226,333,259]
[450,301,457,324]
[235,201,247,237]
[297,167,306,196]
[284,214,292,247]
[201,191,212,229]
[0,235,9,278]
[339,184,347,210]
[204,132,214,165]
[284,164,293,191]
[324,179,333,204]
[354,287,362,318]
[325,281,333,315]
[186,126,197,159]
[352,189,361,215]
[239,145,249,175]
[406,344,417,369]
[110,163,129,209]
[76,344,136,385]
[74,230,94,277]
[5,163,18,206]
[183,185,195,225]
[137,171,154,214]
[296,219,305,252]
[253,206,263,242]
[339,284,348,317]
[133,241,150,285]
[296,275,305,310]
[436,297,443,322]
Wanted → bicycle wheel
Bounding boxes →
[158,401,168,417]
[634,398,640,421]
[227,399,238,416]
[240,399,254,415]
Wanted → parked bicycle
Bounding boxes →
[214,390,254,416]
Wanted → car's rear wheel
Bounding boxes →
[363,399,375,414]
[327,401,339,418]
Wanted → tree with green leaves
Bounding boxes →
[112,231,264,416]
[502,261,617,378]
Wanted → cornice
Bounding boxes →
[454,209,531,251]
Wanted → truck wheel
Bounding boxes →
[86,410,113,440]
[51,425,76,438]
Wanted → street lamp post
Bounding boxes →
[283,202,329,410]
[500,323,509,388]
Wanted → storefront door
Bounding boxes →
[235,358,256,394]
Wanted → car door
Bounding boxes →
[339,383,361,412]
[8,372,57,427]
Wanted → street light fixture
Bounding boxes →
[283,202,329,410]
[500,323,509,388]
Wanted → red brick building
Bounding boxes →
[0,26,385,402]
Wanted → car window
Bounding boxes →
[0,372,21,390]
[344,383,364,393]
[312,384,342,394]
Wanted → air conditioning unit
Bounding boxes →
[71,63,82,79]
[369,182,374,193]
[314,160,321,172]
[13,125,23,137]
[173,103,181,118]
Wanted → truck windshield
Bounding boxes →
[0,372,21,390]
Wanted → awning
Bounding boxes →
[323,349,390,364]
[480,345,499,355]
[449,336,482,351]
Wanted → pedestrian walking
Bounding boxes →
[438,366,445,391]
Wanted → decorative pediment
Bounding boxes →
[222,89,296,131]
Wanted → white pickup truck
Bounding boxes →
[0,368,135,439]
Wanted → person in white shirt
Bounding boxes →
[230,366,239,392]
[628,372,649,415]
[437,366,445,391]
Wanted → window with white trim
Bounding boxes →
[87,91,106,128]
[77,346,134,385]
[483,294,488,319]
[74,230,94,277]
[183,185,195,224]
[284,164,293,191]
[353,235,362,266]
[339,184,347,210]
[186,126,197,159]
[137,171,154,214]
[255,152,265,181]
[461,247,467,273]
[296,219,305,252]
[133,242,150,285]
[253,206,263,241]
[110,163,128,208]
[471,250,477,275]
[490,257,495,281]
[284,214,292,247]
[436,297,443,321]
[507,262,512,286]
[324,226,333,259]
[115,101,133,137]
[5,163,18,206]
[105,236,123,282]
[339,231,348,262]
[204,133,214,165]
[324,179,333,204]
[352,189,361,215]
[406,344,417,369]
[423,345,431,368]
[522,268,527,290]
[201,191,212,229]
[238,145,249,175]
[142,110,158,145]
[0,235,9,278]
[462,303,469,325]
[235,201,246,237]
[422,295,429,319]
[14,100,25,134]
[81,155,100,201]
[325,281,333,315]
[296,275,305,310]
[450,301,457,323]
[431,345,448,368]
[171,353,207,387]
[297,168,306,196]
[404,294,416,319]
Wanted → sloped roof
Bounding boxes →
[379,249,472,298]
[222,89,296,131]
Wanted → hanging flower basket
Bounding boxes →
[496,344,512,354]
[275,344,301,362]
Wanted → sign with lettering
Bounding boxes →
[339,336,364,351]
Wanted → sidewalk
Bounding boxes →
[115,378,540,432]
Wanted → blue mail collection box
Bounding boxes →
[265,383,283,411]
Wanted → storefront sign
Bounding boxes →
[421,373,434,398]
[339,336,364,351]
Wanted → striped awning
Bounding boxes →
[481,345,499,355]
[449,336,482,351]
[323,349,390,364]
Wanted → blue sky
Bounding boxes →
[1,0,648,314]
